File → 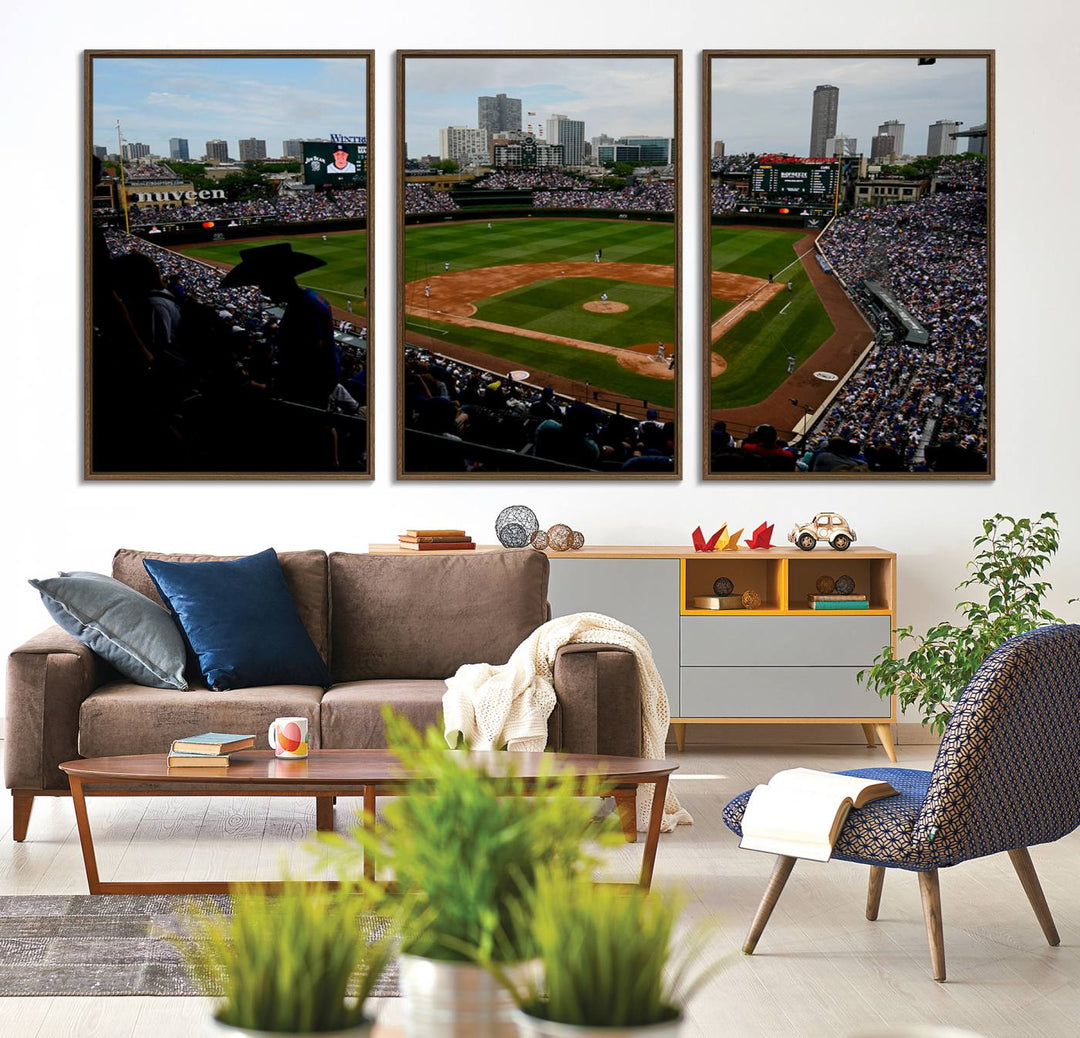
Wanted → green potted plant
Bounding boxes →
[315,710,619,1038]
[860,513,1070,733]
[500,869,720,1037]
[175,880,393,1036]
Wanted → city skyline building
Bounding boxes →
[477,93,522,136]
[809,84,839,158]
[927,119,960,157]
[546,113,585,166]
[870,134,896,162]
[713,140,725,158]
[282,139,304,159]
[878,119,905,158]
[122,142,150,161]
[168,137,189,161]
[238,137,267,162]
[439,125,490,166]
[824,134,858,158]
[204,138,230,163]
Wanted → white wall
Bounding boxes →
[3,1,1079,721]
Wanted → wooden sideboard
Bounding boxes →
[367,544,898,760]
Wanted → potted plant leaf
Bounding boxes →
[860,513,1070,733]
[501,869,721,1037]
[175,880,393,1036]
[314,710,620,1038]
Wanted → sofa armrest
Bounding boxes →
[552,643,641,758]
[5,627,111,791]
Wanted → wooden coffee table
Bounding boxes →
[59,749,676,895]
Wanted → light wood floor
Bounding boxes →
[1,740,1077,1038]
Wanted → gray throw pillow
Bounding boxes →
[29,571,188,690]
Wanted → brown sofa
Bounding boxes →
[6,548,642,840]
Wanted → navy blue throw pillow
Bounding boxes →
[142,548,331,691]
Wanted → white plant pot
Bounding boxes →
[511,1008,684,1038]
[398,953,519,1038]
[210,1016,374,1038]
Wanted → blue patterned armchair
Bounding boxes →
[723,624,1080,981]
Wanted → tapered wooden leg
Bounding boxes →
[1008,847,1060,946]
[315,796,334,832]
[874,723,898,762]
[743,855,797,954]
[362,786,376,881]
[612,788,638,844]
[866,866,885,920]
[672,723,687,752]
[917,869,946,982]
[638,776,668,891]
[12,792,34,842]
[861,724,877,748]
[69,778,102,895]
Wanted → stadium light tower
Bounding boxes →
[115,121,130,234]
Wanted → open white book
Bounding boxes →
[739,768,898,862]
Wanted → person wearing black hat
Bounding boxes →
[327,146,356,174]
[221,242,338,409]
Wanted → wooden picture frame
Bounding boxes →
[397,50,682,479]
[85,50,375,479]
[703,50,994,480]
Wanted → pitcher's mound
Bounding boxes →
[583,300,629,314]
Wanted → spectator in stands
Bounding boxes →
[533,403,602,468]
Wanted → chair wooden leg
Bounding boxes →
[866,865,885,920]
[612,788,638,844]
[861,723,877,748]
[12,792,34,842]
[917,869,946,982]
[743,855,797,955]
[315,796,334,832]
[672,723,687,752]
[1008,847,1060,946]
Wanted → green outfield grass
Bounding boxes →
[177,232,369,315]
[473,277,674,348]
[405,318,675,409]
[710,225,807,283]
[404,218,675,277]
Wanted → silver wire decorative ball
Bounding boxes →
[495,506,539,548]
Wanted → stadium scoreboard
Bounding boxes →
[302,141,367,186]
[752,163,834,198]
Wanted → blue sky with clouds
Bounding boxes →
[711,56,988,157]
[404,56,676,158]
[92,56,368,159]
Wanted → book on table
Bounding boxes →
[397,539,476,551]
[399,534,474,543]
[167,751,231,768]
[404,529,467,537]
[170,732,255,755]
[739,768,898,862]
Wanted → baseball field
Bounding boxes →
[178,231,369,316]
[403,218,677,409]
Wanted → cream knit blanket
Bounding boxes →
[442,612,692,833]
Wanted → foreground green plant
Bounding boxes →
[314,708,620,964]
[860,513,1069,734]
[503,870,721,1028]
[175,881,393,1033]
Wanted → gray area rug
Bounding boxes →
[0,895,399,997]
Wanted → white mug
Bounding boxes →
[268,716,309,759]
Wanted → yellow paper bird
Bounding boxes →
[723,528,744,551]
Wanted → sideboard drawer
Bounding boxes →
[680,615,892,668]
[679,666,891,719]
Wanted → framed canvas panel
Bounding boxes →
[85,50,374,479]
[397,50,682,479]
[704,50,993,479]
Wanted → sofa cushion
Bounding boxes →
[329,550,549,681]
[321,680,561,750]
[79,681,323,758]
[112,548,330,663]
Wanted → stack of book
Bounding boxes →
[807,594,870,611]
[167,732,255,768]
[397,529,475,551]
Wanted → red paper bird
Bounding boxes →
[744,522,775,549]
[692,525,727,552]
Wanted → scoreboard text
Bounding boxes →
[751,163,834,198]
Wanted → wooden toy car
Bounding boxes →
[788,512,856,552]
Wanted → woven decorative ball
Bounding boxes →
[530,529,549,551]
[570,530,586,550]
[741,589,761,609]
[835,574,856,595]
[815,575,836,594]
[713,576,734,597]
[547,524,574,551]
[495,505,539,548]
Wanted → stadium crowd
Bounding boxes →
[403,346,674,473]
[469,170,584,190]
[710,183,741,215]
[533,180,675,213]
[404,184,461,214]
[101,188,369,228]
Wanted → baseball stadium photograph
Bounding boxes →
[705,51,992,478]
[86,51,373,478]
[398,51,681,478]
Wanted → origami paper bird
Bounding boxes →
[745,522,775,549]
[692,525,726,552]
[723,528,744,550]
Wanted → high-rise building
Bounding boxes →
[239,138,267,162]
[958,123,988,156]
[438,126,490,166]
[169,138,189,161]
[618,136,674,164]
[713,140,726,158]
[122,142,151,161]
[870,134,896,162]
[282,139,303,159]
[92,145,107,160]
[825,135,858,158]
[205,139,230,163]
[477,93,522,136]
[927,119,960,157]
[877,120,905,159]
[809,84,839,158]
[546,114,585,166]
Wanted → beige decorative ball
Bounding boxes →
[570,530,585,550]
[530,529,549,551]
[741,589,761,609]
[816,575,836,594]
